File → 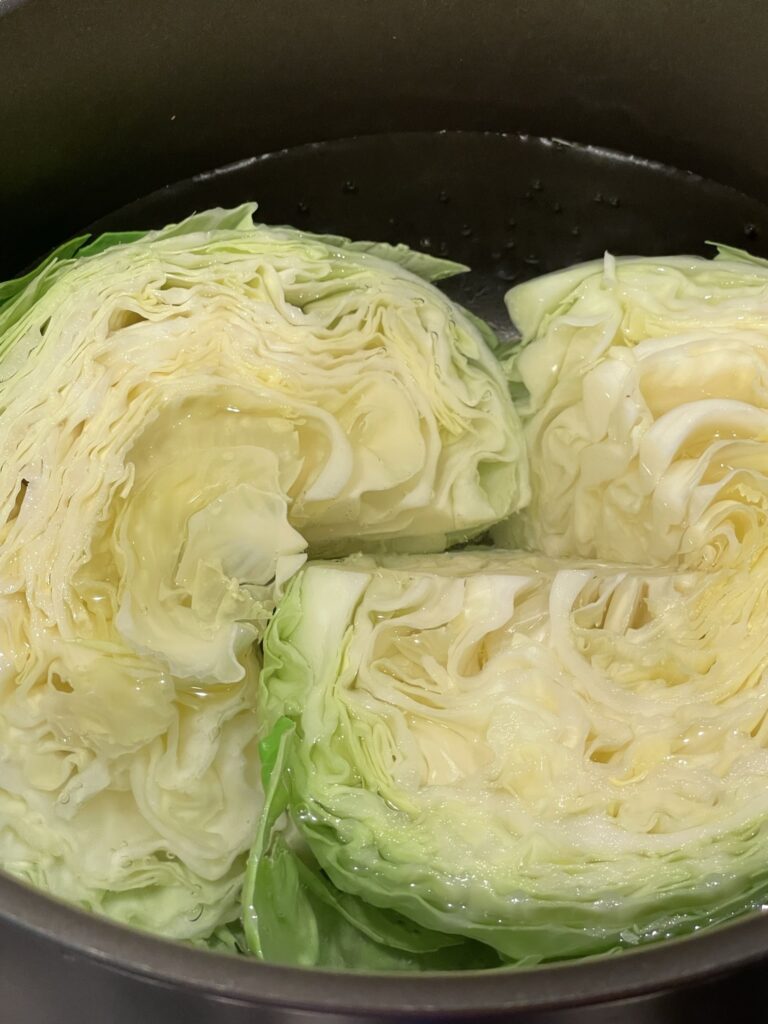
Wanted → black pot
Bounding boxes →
[2,1,768,1020]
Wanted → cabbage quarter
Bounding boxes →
[495,248,768,570]
[252,551,768,965]
[0,208,527,940]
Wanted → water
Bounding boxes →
[87,130,768,343]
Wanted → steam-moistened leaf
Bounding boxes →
[258,551,768,964]
[0,206,527,940]
[241,718,498,969]
[494,249,768,569]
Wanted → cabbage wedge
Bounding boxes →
[254,551,768,965]
[0,207,527,939]
[495,248,768,569]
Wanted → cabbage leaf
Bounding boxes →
[241,716,500,970]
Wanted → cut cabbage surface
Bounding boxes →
[494,249,768,569]
[0,207,527,939]
[253,550,768,964]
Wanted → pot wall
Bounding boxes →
[1,0,767,273]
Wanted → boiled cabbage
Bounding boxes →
[252,551,768,964]
[495,248,768,568]
[0,207,527,938]
[241,713,502,970]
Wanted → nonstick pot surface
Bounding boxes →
[90,131,768,336]
[2,130,768,1023]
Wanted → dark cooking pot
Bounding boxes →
[2,1,768,1021]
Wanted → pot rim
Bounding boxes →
[2,872,767,1015]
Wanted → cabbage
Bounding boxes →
[0,207,527,938]
[494,249,768,568]
[241,714,502,970]
[253,550,768,965]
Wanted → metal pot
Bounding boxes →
[2,1,768,1020]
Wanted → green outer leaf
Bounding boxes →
[75,231,148,258]
[301,232,469,282]
[242,716,500,971]
[711,240,768,268]
[290,855,466,955]
[148,204,258,240]
[242,718,295,958]
[0,236,89,307]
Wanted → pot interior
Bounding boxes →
[88,131,768,334]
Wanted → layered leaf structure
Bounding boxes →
[253,550,768,965]
[0,207,527,939]
[495,249,768,569]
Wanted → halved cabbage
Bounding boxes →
[253,551,768,964]
[494,249,768,568]
[0,207,527,938]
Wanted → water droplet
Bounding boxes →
[571,226,581,237]
[460,225,473,237]
[497,263,518,283]
[419,237,432,250]
[745,223,760,239]
[296,200,310,215]
[437,190,450,203]
[504,239,516,251]
[490,250,502,261]
[531,178,543,191]
[58,793,70,805]
[506,217,517,230]
[341,180,358,195]
[593,192,604,204]
[607,195,621,208]
[524,255,540,267]
[551,201,563,214]
[189,904,204,922]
